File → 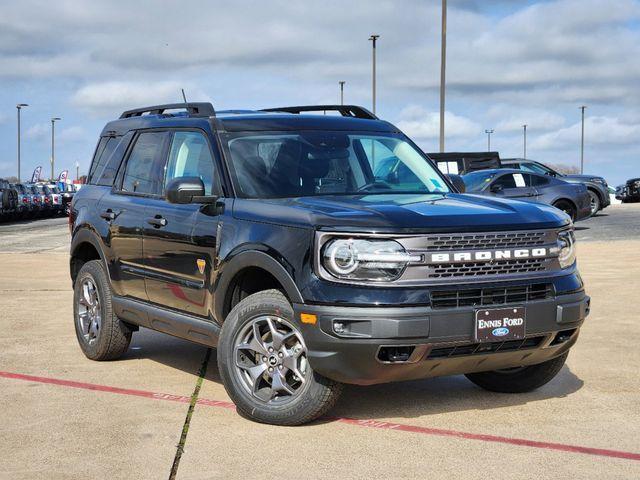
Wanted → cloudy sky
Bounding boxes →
[1,0,639,185]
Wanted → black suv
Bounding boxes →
[70,103,590,425]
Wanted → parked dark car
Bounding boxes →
[0,179,19,221]
[501,159,609,215]
[462,169,592,222]
[70,102,589,426]
[620,178,640,203]
[11,183,38,218]
[60,183,77,215]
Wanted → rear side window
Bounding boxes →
[88,137,118,184]
[121,132,169,195]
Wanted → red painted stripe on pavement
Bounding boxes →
[2,370,639,462]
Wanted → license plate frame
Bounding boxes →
[475,306,526,343]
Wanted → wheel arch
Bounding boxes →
[214,250,304,323]
[70,228,109,285]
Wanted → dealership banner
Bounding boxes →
[31,166,42,183]
[58,170,69,182]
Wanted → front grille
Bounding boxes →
[426,232,547,251]
[427,336,546,359]
[430,283,554,309]
[429,258,547,279]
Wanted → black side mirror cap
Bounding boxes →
[446,174,466,193]
[166,177,216,204]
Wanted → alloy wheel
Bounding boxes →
[77,278,102,345]
[233,315,308,404]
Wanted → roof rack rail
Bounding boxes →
[119,102,216,119]
[260,105,377,120]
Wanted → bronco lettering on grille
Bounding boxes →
[428,247,549,264]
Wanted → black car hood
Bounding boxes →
[232,193,570,232]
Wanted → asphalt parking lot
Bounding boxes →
[1,204,639,479]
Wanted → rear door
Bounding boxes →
[142,129,222,318]
[527,173,553,203]
[101,130,170,300]
[490,173,537,200]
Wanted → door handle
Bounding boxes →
[100,209,117,221]
[147,216,167,228]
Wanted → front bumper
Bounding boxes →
[294,291,589,385]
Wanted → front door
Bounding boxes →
[142,130,222,318]
[491,173,537,200]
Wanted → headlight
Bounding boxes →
[322,238,421,281]
[557,230,576,269]
[590,178,605,184]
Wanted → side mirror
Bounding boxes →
[446,174,466,193]
[166,177,210,204]
[490,183,504,193]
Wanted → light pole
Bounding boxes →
[439,0,447,152]
[485,129,494,151]
[76,161,80,182]
[368,34,380,115]
[579,105,586,174]
[51,117,61,181]
[339,81,345,105]
[16,104,28,182]
[522,124,527,159]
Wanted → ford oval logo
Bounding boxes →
[493,327,509,337]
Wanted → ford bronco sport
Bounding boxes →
[70,103,590,425]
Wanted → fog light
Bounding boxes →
[333,322,345,334]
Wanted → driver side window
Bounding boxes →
[165,131,216,196]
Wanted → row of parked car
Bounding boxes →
[615,178,640,203]
[0,179,77,222]
[430,155,610,223]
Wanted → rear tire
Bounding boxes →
[465,352,568,393]
[553,200,576,222]
[73,260,132,361]
[218,289,343,425]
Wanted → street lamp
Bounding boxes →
[368,34,380,114]
[522,124,527,160]
[51,117,61,181]
[16,104,28,182]
[579,106,586,174]
[76,161,80,182]
[339,81,345,105]
[439,0,447,153]
[485,129,494,151]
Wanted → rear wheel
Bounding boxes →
[587,190,600,216]
[465,352,568,393]
[553,200,576,222]
[218,290,342,425]
[73,260,132,360]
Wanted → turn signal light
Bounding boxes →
[300,313,317,325]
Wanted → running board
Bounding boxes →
[112,296,220,347]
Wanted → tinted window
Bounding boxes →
[493,174,518,189]
[529,174,550,187]
[88,137,119,184]
[165,131,216,195]
[121,132,169,195]
[95,132,134,186]
[461,171,496,191]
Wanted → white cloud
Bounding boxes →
[24,123,86,145]
[531,116,640,150]
[396,105,481,140]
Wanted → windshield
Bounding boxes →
[462,171,497,191]
[519,162,558,176]
[222,131,450,198]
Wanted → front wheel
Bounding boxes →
[217,290,342,425]
[465,352,568,393]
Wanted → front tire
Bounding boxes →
[73,260,132,360]
[218,289,342,425]
[587,190,600,216]
[465,352,568,393]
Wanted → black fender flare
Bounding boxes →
[69,227,110,283]
[214,250,304,322]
